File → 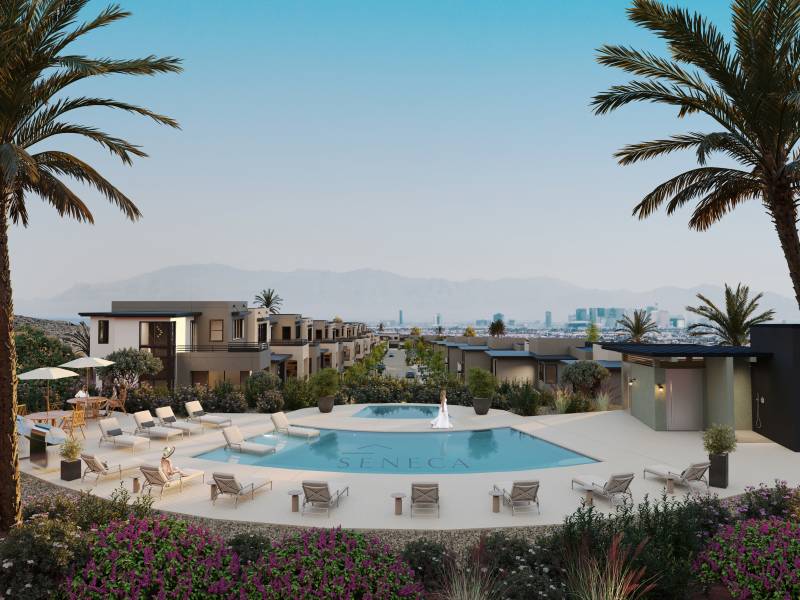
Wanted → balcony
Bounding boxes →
[270,338,309,346]
[176,342,269,353]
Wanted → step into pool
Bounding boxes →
[195,427,596,474]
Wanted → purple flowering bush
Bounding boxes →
[693,517,800,599]
[732,480,800,520]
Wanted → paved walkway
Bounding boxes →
[20,405,800,530]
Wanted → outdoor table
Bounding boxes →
[288,489,302,513]
[391,492,406,516]
[26,410,72,427]
[489,489,504,513]
[67,397,106,419]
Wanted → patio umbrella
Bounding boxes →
[59,357,114,389]
[18,367,78,413]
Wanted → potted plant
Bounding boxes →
[467,368,496,415]
[312,368,340,413]
[60,437,82,482]
[703,424,736,488]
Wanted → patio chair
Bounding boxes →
[184,401,232,428]
[271,412,320,438]
[410,482,440,518]
[222,425,276,455]
[571,472,634,505]
[493,480,540,515]
[211,472,272,507]
[301,480,349,516]
[133,410,184,440]
[154,406,202,436]
[643,461,710,492]
[139,464,204,499]
[62,403,87,439]
[98,417,150,453]
[81,453,141,484]
[105,388,127,414]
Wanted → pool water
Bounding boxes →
[354,404,439,419]
[195,427,596,474]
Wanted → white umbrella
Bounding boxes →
[59,357,114,389]
[18,367,79,412]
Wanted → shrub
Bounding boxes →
[244,371,281,407]
[401,538,455,592]
[467,368,496,398]
[560,361,609,397]
[124,385,172,413]
[59,438,82,461]
[495,381,540,416]
[703,424,736,455]
[255,389,285,413]
[0,517,82,599]
[22,487,153,531]
[310,368,340,398]
[227,532,272,565]
[241,528,424,598]
[693,517,800,599]
[593,390,611,411]
[552,386,571,414]
[282,378,314,411]
[97,347,163,388]
[16,326,77,411]
[566,394,592,413]
[734,480,799,520]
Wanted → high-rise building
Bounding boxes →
[398,309,404,326]
[575,308,588,322]
[492,312,504,322]
[435,313,442,326]
[545,311,552,328]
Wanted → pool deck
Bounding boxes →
[21,404,800,530]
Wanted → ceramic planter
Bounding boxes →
[61,458,81,482]
[318,395,335,413]
[709,453,729,488]
[473,397,491,416]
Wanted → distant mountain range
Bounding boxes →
[15,264,800,323]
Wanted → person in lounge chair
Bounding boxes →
[160,446,186,477]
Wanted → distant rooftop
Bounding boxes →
[601,343,771,358]
[78,310,200,318]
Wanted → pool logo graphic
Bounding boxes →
[337,442,470,471]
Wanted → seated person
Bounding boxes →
[160,446,186,478]
[75,385,89,399]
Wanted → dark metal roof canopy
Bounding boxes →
[601,343,771,358]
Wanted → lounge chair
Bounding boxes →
[493,480,540,515]
[81,453,141,484]
[411,482,440,518]
[98,417,150,453]
[155,406,202,436]
[211,472,272,507]
[271,412,320,438]
[643,462,710,492]
[301,480,349,516]
[133,410,184,440]
[184,401,232,428]
[139,464,204,498]
[571,472,634,505]
[222,426,276,455]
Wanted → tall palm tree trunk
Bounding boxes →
[770,191,800,309]
[0,195,21,533]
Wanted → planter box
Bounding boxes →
[318,396,335,413]
[61,459,81,482]
[709,453,729,488]
[473,397,491,416]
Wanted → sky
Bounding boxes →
[11,0,792,302]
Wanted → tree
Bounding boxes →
[16,326,76,411]
[593,0,800,310]
[585,322,601,343]
[97,348,163,388]
[409,326,422,337]
[488,319,505,337]
[0,0,181,531]
[463,326,476,337]
[253,288,283,314]
[63,322,90,356]
[561,361,610,397]
[617,309,659,342]
[686,283,774,346]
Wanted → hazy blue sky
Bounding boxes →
[12,1,788,301]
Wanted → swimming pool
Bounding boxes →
[353,404,439,419]
[195,427,596,474]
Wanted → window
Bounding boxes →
[209,319,223,342]
[295,324,301,339]
[537,363,544,382]
[281,326,291,340]
[233,318,244,340]
[258,323,268,343]
[98,320,109,344]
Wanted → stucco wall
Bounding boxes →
[733,358,753,430]
[705,357,735,428]
[627,362,658,429]
[463,352,491,382]
[493,358,535,383]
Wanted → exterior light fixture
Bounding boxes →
[628,378,637,386]
[657,383,664,391]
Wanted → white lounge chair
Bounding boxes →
[494,480,540,515]
[411,482,439,518]
[301,481,349,516]
[81,453,141,484]
[571,472,634,505]
[133,410,184,440]
[211,472,272,507]
[98,417,150,453]
[139,464,204,498]
[222,426,276,455]
[155,406,202,436]
[643,462,710,491]
[271,412,320,438]
[184,401,232,428]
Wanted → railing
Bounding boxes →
[270,338,309,346]
[176,342,269,353]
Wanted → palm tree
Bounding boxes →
[378,322,384,332]
[253,288,283,314]
[63,322,90,356]
[488,318,506,337]
[0,0,180,531]
[686,283,775,345]
[593,0,800,309]
[616,309,659,343]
